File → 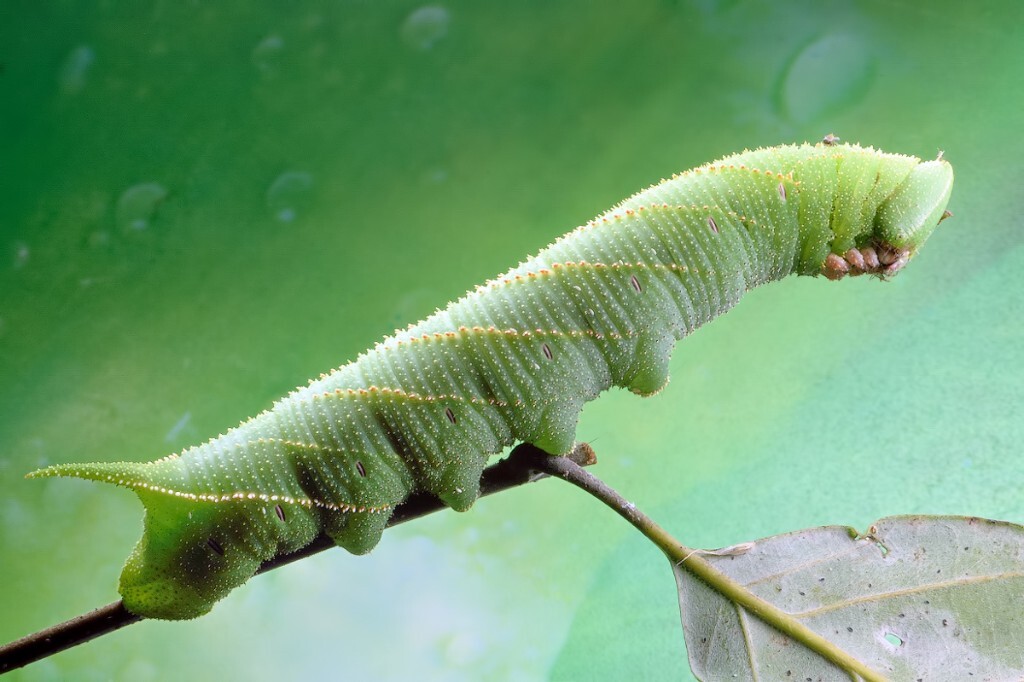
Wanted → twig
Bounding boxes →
[531,454,889,682]
[0,602,141,675]
[0,442,596,674]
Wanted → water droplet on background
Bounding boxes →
[115,182,168,232]
[778,33,873,124]
[252,34,284,73]
[400,6,450,50]
[266,171,313,223]
[12,241,29,269]
[59,45,95,94]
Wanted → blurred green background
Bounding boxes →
[1,1,1022,680]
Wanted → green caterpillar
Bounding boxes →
[30,141,954,620]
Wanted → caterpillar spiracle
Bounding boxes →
[30,141,954,620]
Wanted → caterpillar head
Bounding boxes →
[822,156,954,280]
[876,157,955,251]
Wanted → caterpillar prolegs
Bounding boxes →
[30,142,954,619]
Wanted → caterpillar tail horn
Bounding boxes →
[28,460,154,487]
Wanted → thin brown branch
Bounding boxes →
[0,442,596,674]
[0,602,141,675]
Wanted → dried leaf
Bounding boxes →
[673,516,1024,680]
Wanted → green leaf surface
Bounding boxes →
[674,516,1024,680]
